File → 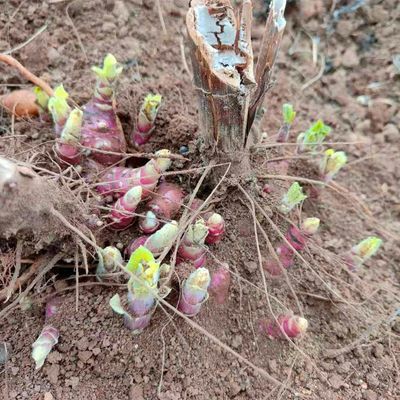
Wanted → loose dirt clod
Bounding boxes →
[0,157,84,250]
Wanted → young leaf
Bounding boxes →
[352,236,383,263]
[301,217,320,235]
[126,246,156,275]
[320,149,347,182]
[282,103,296,125]
[48,84,70,124]
[297,119,331,152]
[96,246,123,278]
[60,109,83,143]
[109,294,129,316]
[31,326,59,370]
[143,94,162,121]
[279,182,307,213]
[33,86,50,111]
[91,53,123,82]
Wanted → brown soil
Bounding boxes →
[1,1,400,400]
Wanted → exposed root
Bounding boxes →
[238,183,328,383]
[160,161,230,288]
[0,253,63,321]
[3,240,22,302]
[0,54,54,96]
[65,0,89,63]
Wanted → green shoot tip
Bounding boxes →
[91,53,123,82]
[282,103,296,125]
[280,182,307,213]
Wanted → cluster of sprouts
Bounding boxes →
[0,7,382,369]
[259,101,384,334]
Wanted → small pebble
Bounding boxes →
[329,373,344,389]
[0,342,10,364]
[245,261,258,274]
[337,361,351,374]
[229,380,241,397]
[372,343,384,358]
[92,348,101,356]
[231,334,242,349]
[383,124,399,143]
[179,145,189,155]
[363,389,378,400]
[366,373,379,388]
[78,351,92,363]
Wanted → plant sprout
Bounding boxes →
[319,149,347,183]
[279,182,307,213]
[31,298,61,370]
[344,236,383,271]
[32,327,59,370]
[109,246,164,333]
[259,314,308,339]
[263,217,320,276]
[48,84,70,135]
[297,119,331,153]
[110,186,143,230]
[56,108,83,165]
[96,246,123,278]
[178,267,211,316]
[139,210,160,234]
[97,149,172,198]
[80,54,126,165]
[127,221,179,256]
[133,94,162,146]
[178,219,209,268]
[277,103,296,142]
[146,181,184,220]
[205,213,225,245]
[33,86,50,121]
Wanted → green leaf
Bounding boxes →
[91,53,123,82]
[353,236,382,262]
[33,86,50,110]
[301,217,320,235]
[109,294,128,315]
[126,246,155,275]
[282,103,296,124]
[320,149,347,181]
[142,94,162,121]
[280,182,307,213]
[48,84,70,123]
[297,119,331,152]
[60,108,83,143]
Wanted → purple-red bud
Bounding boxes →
[205,213,225,245]
[147,182,184,219]
[259,314,308,339]
[139,210,160,234]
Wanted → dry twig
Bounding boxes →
[0,54,53,96]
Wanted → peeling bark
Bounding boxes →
[187,0,287,173]
[187,0,256,160]
[247,0,287,134]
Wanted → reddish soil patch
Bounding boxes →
[1,1,400,400]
